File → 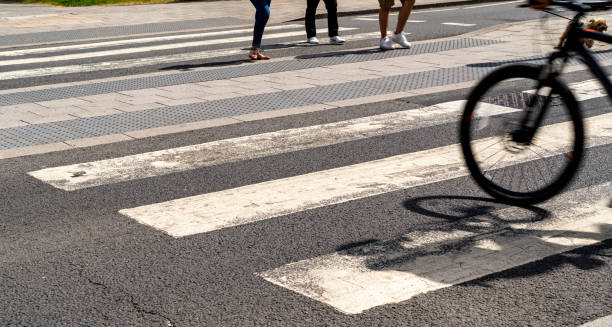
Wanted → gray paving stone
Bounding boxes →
[0,38,504,107]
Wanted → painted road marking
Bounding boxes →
[523,77,610,101]
[564,79,609,101]
[2,14,59,20]
[117,113,612,237]
[0,32,380,80]
[0,24,305,57]
[258,182,612,314]
[413,8,456,13]
[28,101,516,191]
[524,78,609,102]
[442,22,477,27]
[0,27,358,67]
[463,1,522,10]
[579,314,612,327]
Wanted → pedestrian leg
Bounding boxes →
[379,7,390,38]
[395,0,415,34]
[323,0,339,37]
[305,0,320,39]
[250,0,271,59]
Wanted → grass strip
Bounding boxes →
[7,0,213,6]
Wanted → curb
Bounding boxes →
[287,0,510,22]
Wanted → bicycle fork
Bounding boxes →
[513,55,569,144]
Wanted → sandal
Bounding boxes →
[257,51,270,60]
[249,47,259,60]
[249,46,270,60]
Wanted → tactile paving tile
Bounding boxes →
[2,50,610,150]
[0,38,504,106]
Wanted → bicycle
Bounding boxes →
[460,0,612,205]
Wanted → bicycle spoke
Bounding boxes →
[531,153,550,190]
[474,138,504,154]
[527,146,549,162]
[532,142,564,160]
[484,151,508,173]
[517,164,525,193]
[499,163,512,189]
[460,63,584,205]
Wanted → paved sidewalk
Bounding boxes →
[0,0,504,35]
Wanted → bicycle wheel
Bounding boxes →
[460,64,584,205]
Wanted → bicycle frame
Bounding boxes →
[563,19,612,98]
[517,11,612,143]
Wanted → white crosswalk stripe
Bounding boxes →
[117,112,612,237]
[0,24,305,57]
[0,31,380,80]
[28,77,609,191]
[442,22,477,27]
[0,27,358,67]
[259,182,612,314]
[28,101,516,191]
[579,314,612,327]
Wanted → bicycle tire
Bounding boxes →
[460,64,584,205]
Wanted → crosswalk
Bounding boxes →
[0,24,371,80]
[25,86,612,314]
[0,13,485,81]
[0,24,306,56]
[260,182,611,314]
[2,12,611,322]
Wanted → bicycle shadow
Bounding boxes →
[336,195,609,286]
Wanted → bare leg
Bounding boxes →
[395,0,415,34]
[379,8,390,38]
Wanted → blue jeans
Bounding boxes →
[250,0,271,48]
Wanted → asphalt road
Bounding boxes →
[0,1,611,326]
[1,76,610,326]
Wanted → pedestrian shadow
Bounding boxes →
[335,195,609,287]
[294,47,389,60]
[157,44,392,71]
[160,59,247,71]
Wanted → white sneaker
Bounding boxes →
[329,35,345,44]
[307,36,320,44]
[380,36,393,50]
[391,32,411,48]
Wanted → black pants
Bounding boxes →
[305,0,339,38]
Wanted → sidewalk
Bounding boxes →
[0,0,504,35]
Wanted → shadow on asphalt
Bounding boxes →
[294,47,383,60]
[468,49,612,68]
[467,56,547,68]
[160,59,247,71]
[402,195,548,223]
[335,195,609,282]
